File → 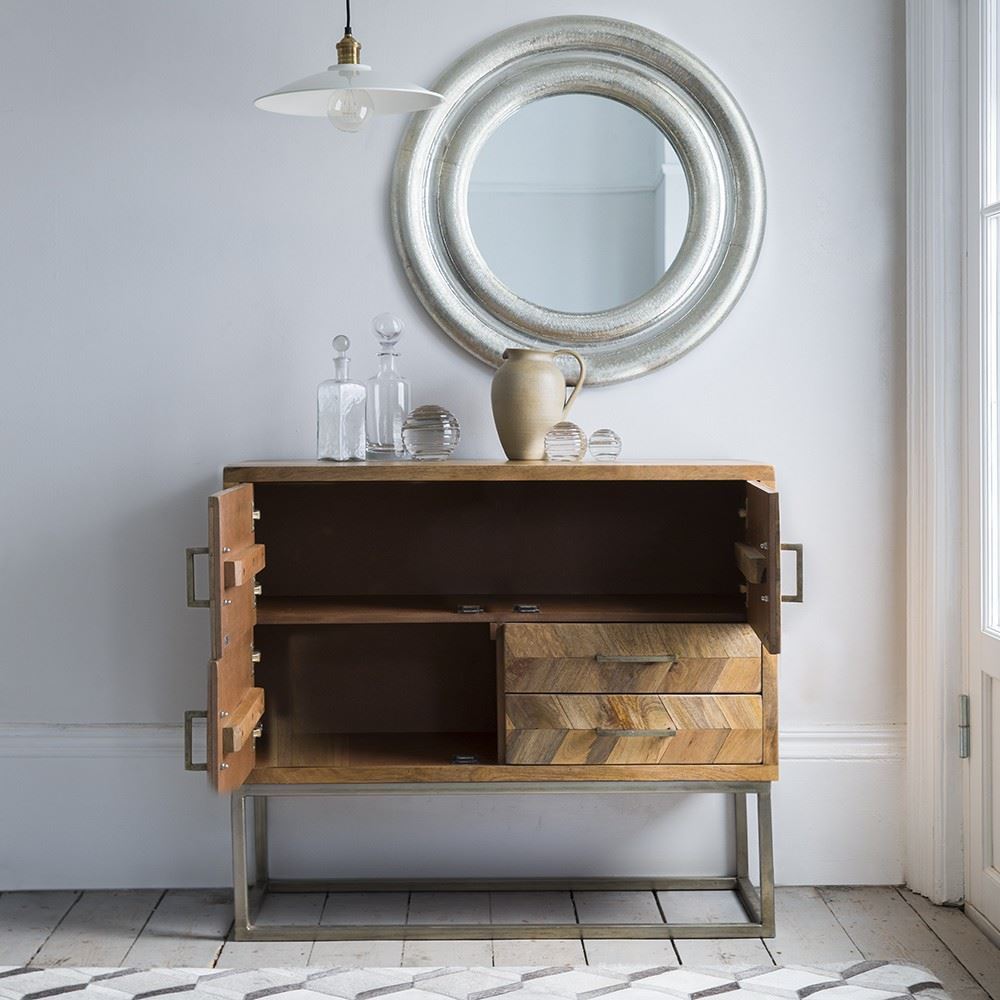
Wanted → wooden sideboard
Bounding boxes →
[185,460,798,941]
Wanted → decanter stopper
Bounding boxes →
[333,335,351,375]
[373,312,404,351]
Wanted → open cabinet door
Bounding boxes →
[744,481,781,654]
[208,484,265,793]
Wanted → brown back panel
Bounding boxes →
[253,481,745,598]
[254,624,497,740]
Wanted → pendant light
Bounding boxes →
[254,0,444,132]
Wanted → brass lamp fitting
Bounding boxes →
[336,31,362,65]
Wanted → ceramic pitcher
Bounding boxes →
[491,348,586,460]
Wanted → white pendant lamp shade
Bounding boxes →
[255,65,443,117]
[255,1,444,128]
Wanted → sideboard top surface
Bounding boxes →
[223,460,776,486]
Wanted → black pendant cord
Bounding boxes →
[344,0,352,34]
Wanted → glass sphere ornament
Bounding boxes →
[544,421,587,462]
[589,428,622,462]
[327,88,373,132]
[402,404,460,461]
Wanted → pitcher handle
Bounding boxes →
[555,350,586,417]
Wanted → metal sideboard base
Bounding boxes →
[230,781,775,941]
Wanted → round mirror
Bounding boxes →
[467,95,689,314]
[392,16,765,384]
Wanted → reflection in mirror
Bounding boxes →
[468,94,689,314]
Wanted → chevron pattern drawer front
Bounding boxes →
[504,693,764,764]
[503,623,762,694]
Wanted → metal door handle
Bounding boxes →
[184,710,208,771]
[185,547,210,608]
[595,654,677,664]
[780,543,804,603]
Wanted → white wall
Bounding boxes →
[0,0,906,888]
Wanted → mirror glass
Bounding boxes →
[468,94,689,314]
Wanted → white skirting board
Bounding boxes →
[0,723,904,890]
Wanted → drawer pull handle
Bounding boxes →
[594,654,678,664]
[781,542,804,602]
[185,547,210,608]
[183,710,208,771]
[596,728,677,738]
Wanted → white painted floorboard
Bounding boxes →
[581,937,678,965]
[573,891,662,925]
[215,892,324,969]
[407,892,491,926]
[768,886,863,966]
[0,891,79,966]
[308,938,405,966]
[657,890,773,969]
[491,937,586,965]
[320,892,408,927]
[819,887,992,1000]
[489,891,576,926]
[400,939,494,965]
[0,885,997,997]
[124,890,233,967]
[31,890,163,967]
[901,890,1000,999]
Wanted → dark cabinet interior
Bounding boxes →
[240,478,777,773]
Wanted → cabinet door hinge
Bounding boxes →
[959,694,971,759]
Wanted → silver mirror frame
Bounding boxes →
[391,16,766,385]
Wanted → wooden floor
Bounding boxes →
[0,888,997,998]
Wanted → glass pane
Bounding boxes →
[468,94,690,314]
[987,0,999,205]
[991,678,999,870]
[985,213,1000,634]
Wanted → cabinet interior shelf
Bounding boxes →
[254,594,747,626]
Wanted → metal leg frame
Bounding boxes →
[231,782,774,941]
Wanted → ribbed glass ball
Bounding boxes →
[402,405,460,461]
[544,421,587,462]
[589,428,622,462]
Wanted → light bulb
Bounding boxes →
[327,88,373,132]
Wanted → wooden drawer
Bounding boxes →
[502,623,761,694]
[505,693,763,765]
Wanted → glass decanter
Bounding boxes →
[317,335,366,461]
[366,313,411,457]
